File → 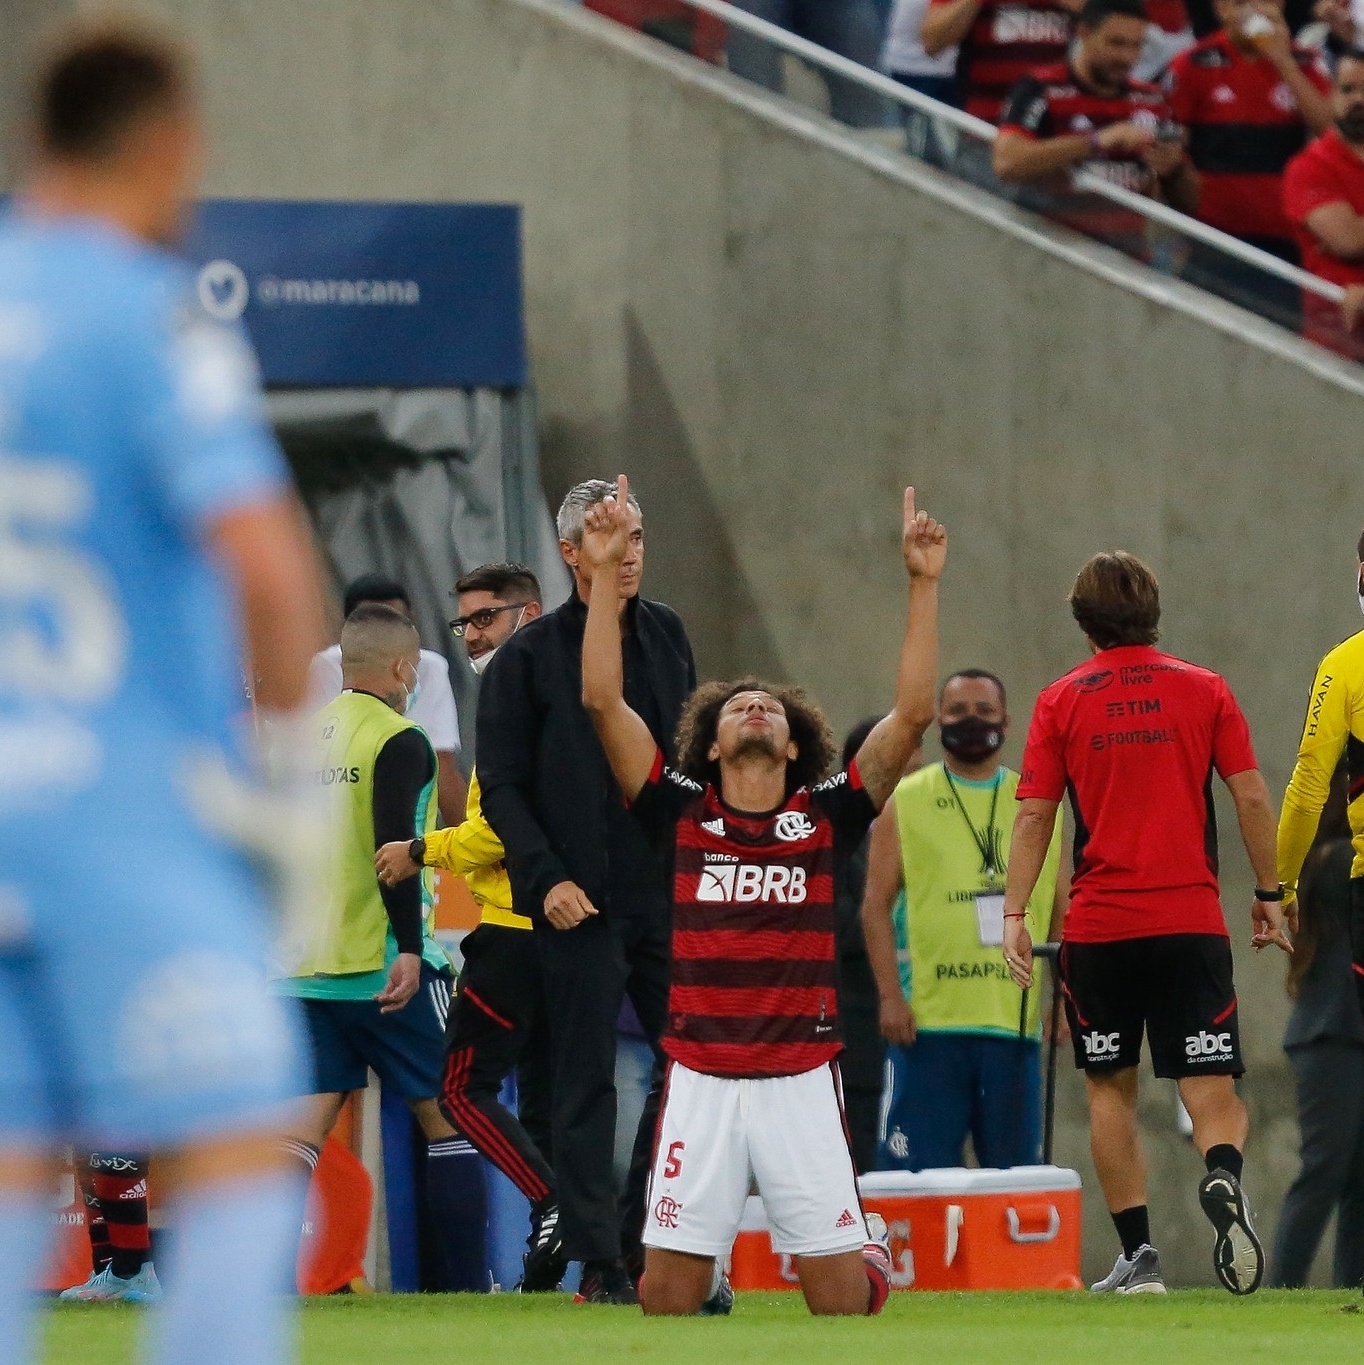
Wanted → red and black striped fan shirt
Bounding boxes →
[1166,32,1330,249]
[629,750,877,1079]
[930,0,1075,124]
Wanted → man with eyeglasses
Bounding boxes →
[308,573,467,824]
[477,480,696,1303]
[375,563,567,1290]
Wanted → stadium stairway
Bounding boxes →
[14,0,1359,1288]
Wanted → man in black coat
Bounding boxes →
[477,479,695,1303]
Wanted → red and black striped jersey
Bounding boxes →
[629,750,877,1079]
[930,0,1074,124]
[1000,63,1173,197]
[1166,32,1330,247]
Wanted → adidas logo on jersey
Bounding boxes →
[701,818,726,837]
[835,1209,858,1229]
[696,863,808,904]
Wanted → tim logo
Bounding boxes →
[1185,1031,1233,1060]
[1072,670,1115,694]
[196,259,249,321]
[1083,1031,1121,1058]
[653,1195,682,1229]
[774,811,816,842]
[695,864,808,904]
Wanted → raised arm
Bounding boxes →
[852,488,946,808]
[579,474,661,802]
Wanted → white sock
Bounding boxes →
[146,1171,303,1365]
[0,1193,51,1365]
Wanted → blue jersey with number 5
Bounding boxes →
[0,211,288,831]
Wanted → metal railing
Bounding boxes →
[652,0,1348,316]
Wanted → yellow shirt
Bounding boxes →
[1278,628,1364,895]
[425,768,532,931]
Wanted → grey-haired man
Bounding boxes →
[476,481,696,1303]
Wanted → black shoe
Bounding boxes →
[520,1203,568,1293]
[1199,1168,1264,1295]
[576,1258,639,1305]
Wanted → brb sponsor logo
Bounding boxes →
[696,863,808,904]
[1185,1031,1233,1061]
[1083,1031,1121,1060]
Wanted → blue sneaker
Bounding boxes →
[58,1264,136,1302]
[121,1263,163,1305]
[698,1260,734,1316]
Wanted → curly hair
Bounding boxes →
[674,678,837,798]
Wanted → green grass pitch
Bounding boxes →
[39,1290,1364,1363]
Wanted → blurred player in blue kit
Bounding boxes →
[0,15,327,1364]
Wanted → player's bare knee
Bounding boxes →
[639,1276,706,1316]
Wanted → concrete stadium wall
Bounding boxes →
[12,0,1364,1287]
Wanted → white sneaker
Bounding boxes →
[1089,1244,1166,1295]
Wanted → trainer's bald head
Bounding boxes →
[341,604,419,708]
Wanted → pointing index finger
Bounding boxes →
[904,486,916,530]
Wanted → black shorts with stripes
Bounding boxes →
[1060,934,1242,1080]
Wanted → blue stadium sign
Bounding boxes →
[185,200,527,388]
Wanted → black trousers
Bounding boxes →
[438,923,556,1209]
[1270,1038,1364,1288]
[536,906,670,1263]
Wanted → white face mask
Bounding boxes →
[1357,569,1364,618]
[467,605,527,676]
[401,662,421,714]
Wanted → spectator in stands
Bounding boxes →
[477,480,696,1303]
[1166,0,1331,267]
[585,0,728,62]
[994,0,1199,222]
[922,0,1081,124]
[862,670,1066,1171]
[1284,49,1364,356]
[1269,767,1364,1289]
[1136,0,1197,81]
[1298,0,1360,72]
[309,573,467,824]
[885,0,960,161]
[727,0,892,127]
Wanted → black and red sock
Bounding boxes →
[90,1154,151,1279]
[78,1160,112,1274]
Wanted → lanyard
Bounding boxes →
[942,763,1002,877]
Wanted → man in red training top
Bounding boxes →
[580,476,946,1316]
[1283,50,1364,359]
[1002,552,1287,1298]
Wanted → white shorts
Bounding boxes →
[642,1061,868,1258]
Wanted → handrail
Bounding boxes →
[666,0,1346,305]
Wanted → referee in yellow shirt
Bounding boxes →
[374,564,565,1290]
[1278,531,1364,1011]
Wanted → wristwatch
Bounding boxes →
[408,837,427,867]
[1254,883,1284,902]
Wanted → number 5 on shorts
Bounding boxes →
[663,1141,684,1180]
